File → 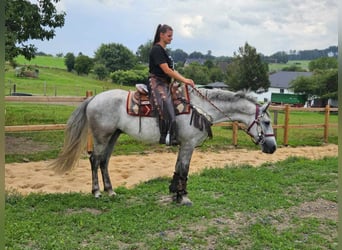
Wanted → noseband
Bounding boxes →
[246,105,274,145]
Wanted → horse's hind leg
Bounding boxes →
[90,130,121,198]
[89,154,102,198]
[100,130,122,196]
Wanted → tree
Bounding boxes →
[290,69,338,99]
[308,57,338,71]
[93,63,108,80]
[94,43,137,72]
[188,51,205,59]
[226,42,270,92]
[64,52,75,72]
[269,51,288,63]
[183,63,210,85]
[110,68,148,85]
[136,40,152,64]
[74,55,93,75]
[208,66,225,82]
[170,49,188,63]
[5,0,66,61]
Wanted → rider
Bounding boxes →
[149,24,195,146]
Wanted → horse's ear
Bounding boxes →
[261,102,270,113]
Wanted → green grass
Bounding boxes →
[5,55,132,96]
[13,55,66,69]
[5,66,119,96]
[5,156,337,249]
[268,60,310,72]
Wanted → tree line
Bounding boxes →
[61,42,271,93]
[5,0,338,101]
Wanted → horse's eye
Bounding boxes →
[264,120,270,126]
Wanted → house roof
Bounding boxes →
[203,82,229,89]
[184,58,206,65]
[269,71,313,89]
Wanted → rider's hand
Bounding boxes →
[184,79,195,88]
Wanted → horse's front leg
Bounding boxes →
[169,145,195,206]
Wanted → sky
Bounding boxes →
[30,0,338,58]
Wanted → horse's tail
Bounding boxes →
[50,97,93,173]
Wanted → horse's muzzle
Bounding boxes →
[262,143,277,154]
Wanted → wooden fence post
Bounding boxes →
[283,104,290,146]
[86,91,93,154]
[324,105,330,143]
[232,121,238,146]
[273,110,278,138]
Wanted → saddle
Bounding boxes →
[126,83,191,117]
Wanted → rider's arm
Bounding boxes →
[159,63,195,87]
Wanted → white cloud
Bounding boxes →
[177,15,204,38]
[29,0,337,57]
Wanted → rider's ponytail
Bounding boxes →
[153,24,173,45]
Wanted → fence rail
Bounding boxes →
[4,95,86,105]
[5,92,338,146]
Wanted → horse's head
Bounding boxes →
[246,102,277,154]
[191,88,277,154]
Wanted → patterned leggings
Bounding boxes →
[149,76,176,139]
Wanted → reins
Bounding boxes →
[192,87,235,123]
[191,87,271,145]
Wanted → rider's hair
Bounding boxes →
[153,24,173,45]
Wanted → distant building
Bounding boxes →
[184,58,206,66]
[201,82,229,89]
[252,71,313,103]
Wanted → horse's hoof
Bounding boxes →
[179,195,193,206]
[172,194,193,206]
[107,190,117,197]
[93,190,102,198]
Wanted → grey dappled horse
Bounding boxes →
[51,87,276,205]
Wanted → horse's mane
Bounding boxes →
[193,88,258,104]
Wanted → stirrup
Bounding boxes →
[165,133,179,146]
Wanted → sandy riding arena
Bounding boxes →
[5,144,337,195]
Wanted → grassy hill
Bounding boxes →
[5,56,131,96]
[268,60,310,72]
[14,55,66,69]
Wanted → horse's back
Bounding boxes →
[86,89,128,129]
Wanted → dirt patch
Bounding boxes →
[5,144,337,195]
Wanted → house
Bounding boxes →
[252,71,313,103]
[184,58,206,66]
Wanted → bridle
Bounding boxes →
[191,87,274,145]
[246,104,275,145]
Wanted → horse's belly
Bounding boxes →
[119,117,160,143]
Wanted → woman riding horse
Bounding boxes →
[149,24,195,146]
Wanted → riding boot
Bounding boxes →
[158,119,168,144]
[166,120,179,146]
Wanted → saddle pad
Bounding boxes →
[126,84,191,117]
[126,91,153,117]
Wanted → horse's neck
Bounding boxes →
[190,89,255,125]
